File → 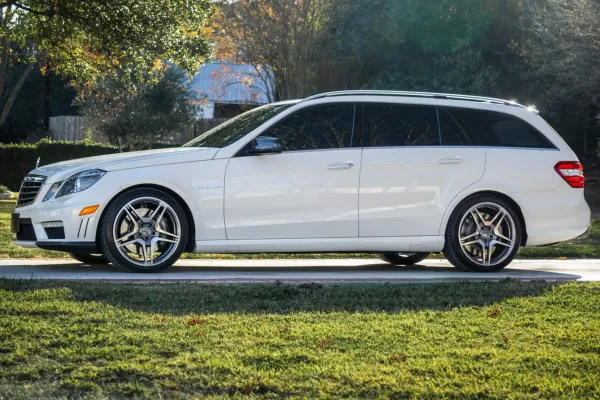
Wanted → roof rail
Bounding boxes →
[302,90,530,110]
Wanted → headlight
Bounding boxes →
[43,182,62,202]
[55,169,106,199]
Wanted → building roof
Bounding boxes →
[190,62,274,105]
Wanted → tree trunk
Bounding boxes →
[0,63,34,130]
[43,66,52,131]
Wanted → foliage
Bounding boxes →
[0,0,212,132]
[81,66,200,151]
[0,185,7,193]
[0,139,118,191]
[0,280,600,398]
[213,0,331,100]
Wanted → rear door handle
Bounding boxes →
[438,156,463,165]
[327,162,354,170]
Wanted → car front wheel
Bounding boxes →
[443,195,522,272]
[376,252,431,265]
[99,188,188,273]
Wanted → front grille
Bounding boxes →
[17,174,46,207]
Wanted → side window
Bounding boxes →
[368,104,440,147]
[448,108,556,149]
[439,108,473,146]
[262,104,356,151]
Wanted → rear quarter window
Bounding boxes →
[446,108,556,149]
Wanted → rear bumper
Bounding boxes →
[513,188,591,247]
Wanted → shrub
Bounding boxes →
[0,185,8,193]
[0,139,119,191]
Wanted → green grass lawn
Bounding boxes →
[2,199,599,260]
[0,280,599,398]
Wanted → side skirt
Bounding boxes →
[194,236,445,254]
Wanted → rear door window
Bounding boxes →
[367,104,440,147]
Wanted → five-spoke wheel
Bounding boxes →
[444,196,522,272]
[100,188,188,272]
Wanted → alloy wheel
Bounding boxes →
[458,202,516,267]
[112,197,182,267]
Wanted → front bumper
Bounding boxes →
[10,178,115,252]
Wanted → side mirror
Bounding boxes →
[248,136,282,155]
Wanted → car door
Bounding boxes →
[224,102,362,240]
[359,103,485,237]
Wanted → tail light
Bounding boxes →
[554,161,584,188]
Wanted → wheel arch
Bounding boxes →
[95,183,197,253]
[440,190,528,246]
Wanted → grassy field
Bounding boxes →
[0,280,599,398]
[2,199,599,260]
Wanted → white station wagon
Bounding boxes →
[12,91,591,272]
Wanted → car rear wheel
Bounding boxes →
[443,195,522,272]
[69,253,109,265]
[99,188,188,273]
[376,252,431,265]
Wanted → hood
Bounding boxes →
[31,147,219,183]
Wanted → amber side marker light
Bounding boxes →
[79,205,100,216]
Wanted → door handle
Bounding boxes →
[438,156,463,165]
[327,162,354,170]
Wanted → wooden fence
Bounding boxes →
[49,116,229,145]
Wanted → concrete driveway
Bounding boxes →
[1,258,600,282]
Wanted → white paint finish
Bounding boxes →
[481,148,568,194]
[511,188,591,246]
[13,93,592,260]
[195,236,444,254]
[359,147,485,236]
[224,149,362,239]
[1,259,599,282]
[17,158,230,242]
[33,147,219,183]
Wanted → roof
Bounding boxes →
[301,90,537,113]
[190,62,274,105]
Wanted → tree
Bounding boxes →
[518,0,600,154]
[81,66,200,151]
[0,0,212,133]
[212,0,331,101]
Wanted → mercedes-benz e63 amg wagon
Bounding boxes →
[12,91,591,272]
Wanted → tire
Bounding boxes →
[69,253,109,265]
[99,188,188,273]
[443,195,522,272]
[376,252,431,265]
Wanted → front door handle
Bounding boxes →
[438,156,463,165]
[327,162,354,170]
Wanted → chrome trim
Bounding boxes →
[16,174,47,207]
[302,90,529,109]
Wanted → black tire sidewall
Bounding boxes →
[69,253,109,265]
[100,188,188,273]
[377,252,431,265]
[444,195,522,272]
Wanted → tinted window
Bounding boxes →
[368,104,439,147]
[439,109,473,146]
[262,104,356,151]
[183,103,293,148]
[448,108,555,149]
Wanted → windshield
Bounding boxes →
[183,103,294,148]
